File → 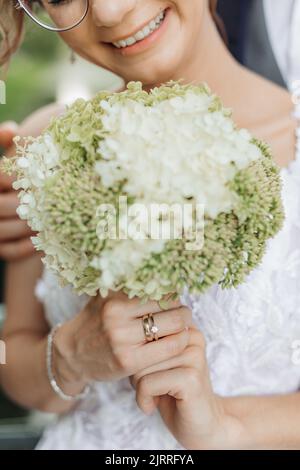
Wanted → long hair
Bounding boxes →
[0,0,24,68]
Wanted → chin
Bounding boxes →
[120,52,185,87]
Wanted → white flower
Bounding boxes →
[16,204,29,219]
[17,157,30,169]
[95,93,262,219]
[10,83,276,300]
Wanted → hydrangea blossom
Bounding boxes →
[1,81,284,303]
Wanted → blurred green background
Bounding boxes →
[0,21,62,449]
[0,21,63,450]
[0,21,62,123]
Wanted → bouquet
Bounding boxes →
[1,81,284,303]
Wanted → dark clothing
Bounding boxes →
[217,0,253,64]
[217,0,285,87]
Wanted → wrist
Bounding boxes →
[51,321,89,397]
[194,396,248,450]
[216,397,250,450]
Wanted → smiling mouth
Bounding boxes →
[107,8,169,50]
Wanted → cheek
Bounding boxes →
[58,29,105,68]
[170,0,206,47]
[59,23,97,57]
[172,0,206,19]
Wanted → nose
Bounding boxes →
[91,0,137,27]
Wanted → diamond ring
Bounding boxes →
[142,313,159,342]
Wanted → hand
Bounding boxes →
[0,122,18,148]
[0,122,35,260]
[131,326,244,450]
[52,293,193,397]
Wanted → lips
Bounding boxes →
[101,8,170,51]
[111,10,167,49]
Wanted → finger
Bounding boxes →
[0,192,19,218]
[136,368,190,415]
[0,173,16,192]
[98,291,182,321]
[134,329,190,371]
[0,238,35,261]
[131,345,202,388]
[0,219,33,242]
[108,294,182,320]
[131,329,206,387]
[127,306,192,345]
[188,328,206,349]
[0,122,17,148]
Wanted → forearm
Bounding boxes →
[223,393,300,449]
[0,330,87,414]
[2,253,89,413]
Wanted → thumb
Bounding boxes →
[0,121,18,148]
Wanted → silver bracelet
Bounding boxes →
[47,323,91,401]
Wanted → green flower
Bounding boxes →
[0,81,284,304]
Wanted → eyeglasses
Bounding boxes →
[16,0,89,32]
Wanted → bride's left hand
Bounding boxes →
[131,326,244,450]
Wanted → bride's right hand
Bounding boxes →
[52,293,192,394]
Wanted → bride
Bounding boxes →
[0,0,299,450]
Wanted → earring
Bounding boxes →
[70,50,77,65]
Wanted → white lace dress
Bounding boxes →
[36,105,300,450]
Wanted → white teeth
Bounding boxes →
[112,10,166,49]
[125,37,136,46]
[135,30,145,41]
[149,20,156,30]
[142,25,150,36]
